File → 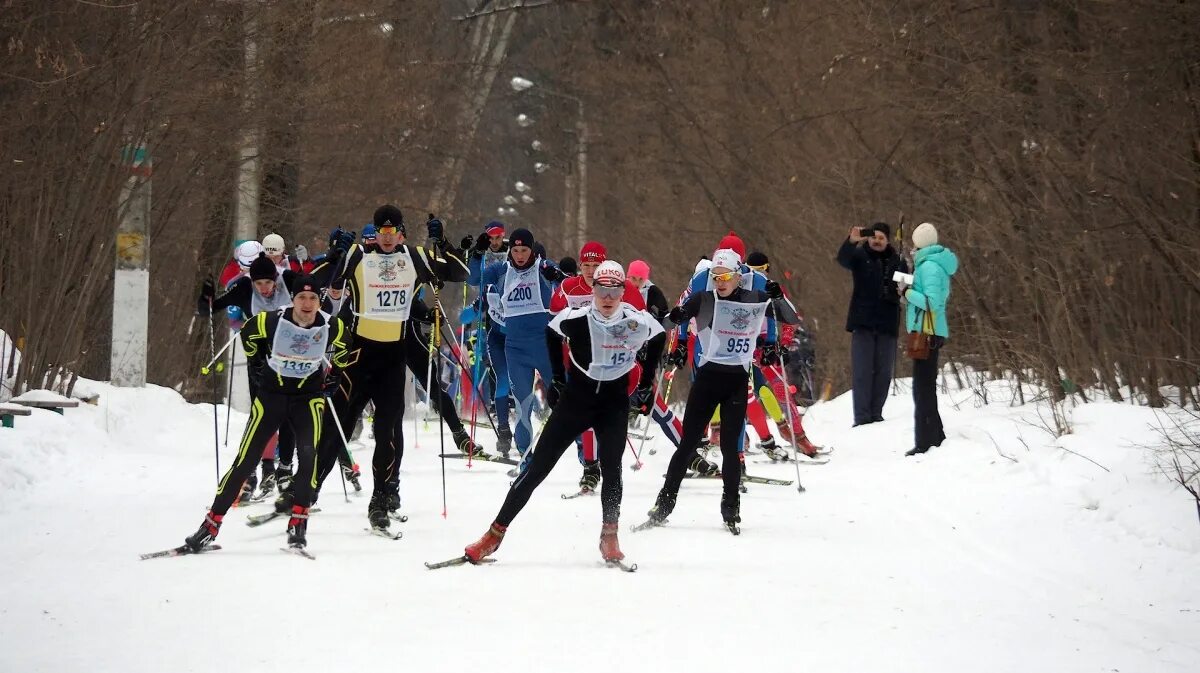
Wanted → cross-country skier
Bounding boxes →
[183,274,352,554]
[465,222,514,455]
[647,248,802,534]
[459,261,664,566]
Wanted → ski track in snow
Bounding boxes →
[1,377,1198,673]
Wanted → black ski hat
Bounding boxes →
[559,256,578,276]
[373,204,405,234]
[747,251,769,268]
[249,253,277,281]
[291,274,321,297]
[509,228,535,249]
[871,222,891,239]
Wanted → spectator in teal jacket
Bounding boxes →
[903,222,958,456]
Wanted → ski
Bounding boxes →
[389,512,409,523]
[281,545,316,560]
[438,452,519,466]
[139,544,222,561]
[678,472,794,486]
[425,556,497,570]
[245,507,320,528]
[366,527,403,540]
[561,489,596,500]
[631,518,666,533]
[754,457,829,466]
[606,559,638,572]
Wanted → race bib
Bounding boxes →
[584,309,661,381]
[357,248,418,322]
[267,315,329,379]
[699,295,768,369]
[500,262,546,318]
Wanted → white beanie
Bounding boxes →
[262,233,286,254]
[912,222,938,249]
[236,240,265,267]
[593,260,626,286]
[711,248,742,272]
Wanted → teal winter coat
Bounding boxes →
[904,245,959,338]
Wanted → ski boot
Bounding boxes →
[708,422,721,448]
[257,472,277,500]
[453,428,486,457]
[274,489,294,514]
[795,433,822,458]
[342,462,362,492]
[495,427,513,458]
[275,463,294,493]
[367,491,390,531]
[688,454,719,476]
[184,511,222,552]
[758,436,788,462]
[720,494,742,535]
[385,488,402,514]
[599,522,624,562]
[286,506,309,548]
[464,522,507,563]
[579,460,601,493]
[647,488,678,524]
[238,475,257,505]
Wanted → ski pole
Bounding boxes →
[625,435,643,471]
[200,332,239,374]
[320,356,352,503]
[431,286,448,517]
[206,300,220,483]
[771,356,806,494]
[223,344,235,446]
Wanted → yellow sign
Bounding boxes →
[116,232,146,267]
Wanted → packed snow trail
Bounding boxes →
[1,378,1197,672]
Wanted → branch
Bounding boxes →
[455,0,568,21]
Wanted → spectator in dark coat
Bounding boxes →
[837,222,908,426]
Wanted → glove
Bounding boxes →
[425,214,445,244]
[546,379,566,410]
[666,345,688,370]
[474,232,490,251]
[332,228,356,254]
[295,245,309,263]
[200,278,215,299]
[666,306,687,325]
[760,344,781,367]
[196,280,214,316]
[322,369,341,395]
[541,264,565,283]
[629,386,653,416]
[460,235,474,251]
[765,280,783,299]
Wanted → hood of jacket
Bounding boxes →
[915,244,958,277]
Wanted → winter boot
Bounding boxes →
[184,511,222,552]
[275,463,294,493]
[367,491,390,530]
[579,460,601,492]
[453,428,486,457]
[647,488,678,523]
[495,427,513,457]
[286,506,309,548]
[464,522,507,563]
[599,522,624,562]
[274,489,295,515]
[688,454,719,476]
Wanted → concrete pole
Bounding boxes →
[575,103,588,253]
[230,7,262,413]
[111,143,151,387]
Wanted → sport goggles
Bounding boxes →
[748,264,769,273]
[710,270,740,283]
[593,283,624,299]
[376,225,400,235]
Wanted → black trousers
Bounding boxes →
[851,329,898,424]
[663,365,748,500]
[911,342,946,451]
[495,376,629,526]
[406,327,465,436]
[211,390,323,515]
[313,337,408,493]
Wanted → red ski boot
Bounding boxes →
[464,522,506,563]
[599,523,624,562]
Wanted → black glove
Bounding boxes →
[666,345,688,370]
[760,343,781,367]
[629,386,654,416]
[765,280,783,299]
[197,280,214,315]
[322,369,341,395]
[474,232,490,251]
[667,306,687,325]
[332,228,356,254]
[425,214,445,244]
[460,235,474,251]
[546,379,566,410]
[541,264,565,283]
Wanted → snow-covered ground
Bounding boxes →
[1,375,1198,673]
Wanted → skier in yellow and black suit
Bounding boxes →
[182,275,353,553]
[310,204,469,534]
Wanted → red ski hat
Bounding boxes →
[716,231,745,260]
[485,221,505,237]
[579,241,607,263]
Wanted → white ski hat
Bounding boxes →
[912,222,938,249]
[262,233,285,255]
[711,248,742,273]
[236,240,265,267]
[593,260,625,287]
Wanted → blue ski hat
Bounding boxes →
[363,223,378,242]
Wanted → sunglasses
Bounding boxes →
[710,270,740,283]
[748,264,769,273]
[593,283,624,299]
[376,226,400,235]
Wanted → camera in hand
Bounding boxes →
[859,227,875,238]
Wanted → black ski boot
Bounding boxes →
[385,486,401,513]
[720,495,742,535]
[688,454,719,476]
[257,472,277,499]
[453,428,486,457]
[647,488,677,524]
[184,511,222,552]
[495,427,513,457]
[238,475,257,504]
[275,463,293,493]
[579,460,601,492]
[341,462,362,492]
[367,491,390,530]
[274,489,295,515]
[286,506,309,548]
